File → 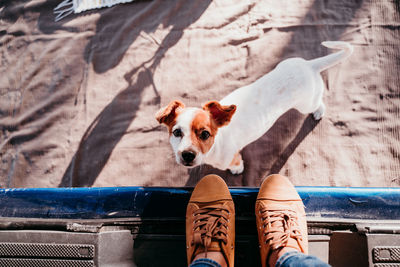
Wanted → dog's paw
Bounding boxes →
[312,102,326,120]
[228,159,244,175]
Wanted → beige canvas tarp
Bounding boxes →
[1,0,399,187]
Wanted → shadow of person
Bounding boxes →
[59,69,152,187]
[85,0,212,74]
[0,0,23,24]
[59,0,212,187]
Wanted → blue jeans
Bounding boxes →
[190,258,222,267]
[189,251,330,267]
[276,251,331,267]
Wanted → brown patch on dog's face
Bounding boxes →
[186,101,236,154]
[190,110,218,154]
[202,101,236,127]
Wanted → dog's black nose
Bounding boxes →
[182,150,196,163]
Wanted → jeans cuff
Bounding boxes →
[190,258,223,267]
[275,251,303,267]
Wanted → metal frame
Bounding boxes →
[0,186,399,266]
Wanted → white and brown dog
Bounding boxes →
[156,41,353,174]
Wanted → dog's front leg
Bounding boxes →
[312,102,326,120]
[228,152,244,175]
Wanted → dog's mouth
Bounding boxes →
[177,155,201,168]
[181,160,200,168]
[182,162,196,167]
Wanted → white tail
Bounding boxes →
[309,41,353,72]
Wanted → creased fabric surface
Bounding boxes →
[0,0,399,187]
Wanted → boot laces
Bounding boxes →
[191,204,229,257]
[260,208,302,250]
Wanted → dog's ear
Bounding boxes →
[156,100,185,127]
[203,101,236,127]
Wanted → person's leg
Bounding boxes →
[255,174,330,267]
[186,175,235,267]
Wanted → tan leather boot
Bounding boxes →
[186,174,235,267]
[255,174,308,267]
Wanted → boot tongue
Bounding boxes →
[193,231,217,249]
[196,240,221,254]
[193,240,229,267]
[284,238,304,253]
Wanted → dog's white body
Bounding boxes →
[157,41,353,174]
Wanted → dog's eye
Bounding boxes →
[172,128,183,137]
[199,130,210,140]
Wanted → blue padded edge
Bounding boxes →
[0,186,399,220]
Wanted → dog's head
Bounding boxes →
[156,100,236,168]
